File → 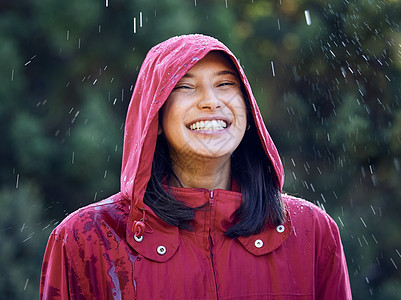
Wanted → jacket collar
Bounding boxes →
[128,187,292,262]
[129,204,180,262]
[237,214,291,256]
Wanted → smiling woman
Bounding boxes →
[40,34,352,299]
[161,51,247,190]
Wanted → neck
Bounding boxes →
[169,154,232,191]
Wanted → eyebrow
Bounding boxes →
[181,70,238,78]
[216,70,238,77]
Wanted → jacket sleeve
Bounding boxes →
[316,216,352,299]
[40,228,87,300]
[40,232,71,299]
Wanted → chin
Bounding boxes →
[193,145,235,159]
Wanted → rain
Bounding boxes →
[0,0,400,299]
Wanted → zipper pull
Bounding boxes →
[209,190,214,206]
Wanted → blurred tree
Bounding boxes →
[0,0,400,298]
[0,183,52,299]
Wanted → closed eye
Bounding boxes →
[218,82,235,86]
[173,85,192,90]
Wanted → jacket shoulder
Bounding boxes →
[41,193,132,299]
[51,193,129,239]
[283,193,336,224]
[282,193,342,244]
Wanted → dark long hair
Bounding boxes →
[143,99,285,239]
[225,110,285,238]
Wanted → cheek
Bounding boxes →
[235,99,247,127]
[161,99,177,130]
[161,101,189,145]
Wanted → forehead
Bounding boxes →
[185,51,238,75]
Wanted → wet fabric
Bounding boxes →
[40,34,352,299]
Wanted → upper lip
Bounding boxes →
[186,116,231,128]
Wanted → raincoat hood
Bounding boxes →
[121,34,284,233]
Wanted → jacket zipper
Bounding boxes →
[208,190,219,299]
[209,190,214,204]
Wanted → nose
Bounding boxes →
[197,86,222,111]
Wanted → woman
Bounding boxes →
[40,34,352,299]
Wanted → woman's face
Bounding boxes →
[161,52,247,163]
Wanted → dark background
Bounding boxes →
[1,0,400,298]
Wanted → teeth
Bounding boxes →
[189,120,227,131]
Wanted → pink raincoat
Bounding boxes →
[40,34,352,299]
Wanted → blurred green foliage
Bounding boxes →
[1,0,400,299]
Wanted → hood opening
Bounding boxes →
[120,34,285,242]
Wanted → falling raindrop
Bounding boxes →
[337,216,344,227]
[362,235,368,246]
[24,278,29,291]
[370,205,376,215]
[304,10,312,26]
[22,232,35,242]
[271,61,276,77]
[390,258,398,270]
[133,18,136,33]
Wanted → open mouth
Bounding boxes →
[189,120,228,131]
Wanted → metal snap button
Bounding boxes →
[276,225,285,233]
[254,239,263,248]
[157,245,167,255]
[134,235,143,242]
